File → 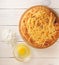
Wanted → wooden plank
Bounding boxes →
[0,41,59,57]
[0,58,59,65]
[0,9,26,25]
[0,43,13,57]
[0,8,59,25]
[0,0,59,8]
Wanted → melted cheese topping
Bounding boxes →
[26,9,56,45]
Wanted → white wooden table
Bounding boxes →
[0,0,59,65]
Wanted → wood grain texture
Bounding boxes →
[0,9,26,25]
[0,58,59,65]
[0,0,59,8]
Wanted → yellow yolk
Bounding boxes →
[16,44,30,58]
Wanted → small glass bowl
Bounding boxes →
[13,43,31,62]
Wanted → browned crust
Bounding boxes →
[19,5,59,49]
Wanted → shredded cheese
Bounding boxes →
[26,11,56,44]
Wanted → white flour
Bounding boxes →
[1,29,17,46]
